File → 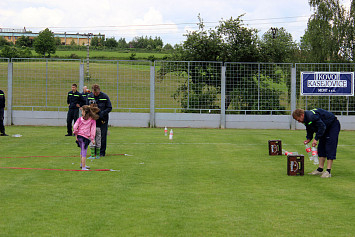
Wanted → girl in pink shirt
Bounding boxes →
[73,105,100,170]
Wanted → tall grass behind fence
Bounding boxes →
[85,60,152,112]
[295,63,355,115]
[11,58,81,111]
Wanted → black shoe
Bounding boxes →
[65,134,72,136]
[1,133,9,136]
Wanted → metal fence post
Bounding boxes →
[187,62,190,110]
[7,62,13,125]
[257,63,260,111]
[290,66,296,130]
[220,65,226,129]
[79,63,84,91]
[45,60,48,107]
[116,61,120,108]
[150,65,155,128]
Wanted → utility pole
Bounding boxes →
[271,27,278,39]
[86,33,93,81]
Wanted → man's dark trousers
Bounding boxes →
[100,122,108,156]
[0,107,5,134]
[67,108,79,135]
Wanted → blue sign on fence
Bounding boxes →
[301,72,354,96]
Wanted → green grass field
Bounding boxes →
[44,50,171,60]
[0,126,354,236]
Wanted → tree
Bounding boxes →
[166,15,278,112]
[129,36,164,49]
[33,28,57,57]
[104,37,118,48]
[55,37,62,46]
[163,43,173,51]
[19,47,32,58]
[300,0,355,113]
[70,39,76,46]
[259,27,298,63]
[166,16,224,112]
[151,36,163,49]
[163,15,292,113]
[172,14,261,62]
[15,36,33,47]
[346,0,355,61]
[301,0,348,62]
[90,36,104,47]
[0,36,12,46]
[117,37,128,48]
[173,15,222,61]
[0,46,19,58]
[0,45,32,58]
[216,15,260,62]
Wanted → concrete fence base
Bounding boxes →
[4,110,355,130]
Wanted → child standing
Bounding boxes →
[88,102,102,159]
[73,105,100,170]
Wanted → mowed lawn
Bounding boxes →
[0,126,354,236]
[49,50,171,60]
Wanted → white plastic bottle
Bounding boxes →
[305,144,314,162]
[164,126,168,136]
[169,129,173,140]
[282,149,298,156]
[282,149,290,155]
[311,147,319,165]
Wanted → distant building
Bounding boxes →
[0,28,104,45]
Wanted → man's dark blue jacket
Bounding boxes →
[304,108,337,141]
[67,91,81,109]
[0,90,5,108]
[87,92,112,123]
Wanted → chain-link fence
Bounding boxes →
[0,58,9,108]
[295,63,355,115]
[84,60,152,112]
[11,58,81,110]
[155,61,222,113]
[2,59,355,116]
[225,63,292,114]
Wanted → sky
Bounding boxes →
[0,0,352,45]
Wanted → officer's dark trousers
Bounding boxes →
[0,107,5,134]
[100,122,108,156]
[67,108,79,135]
[318,119,341,160]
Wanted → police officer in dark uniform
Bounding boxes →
[66,84,81,136]
[0,89,8,136]
[87,84,112,157]
[292,108,341,178]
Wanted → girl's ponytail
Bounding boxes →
[82,105,100,120]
